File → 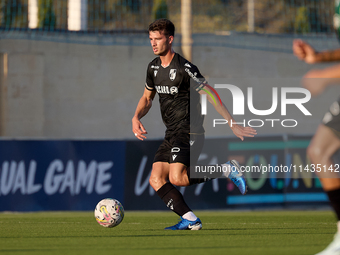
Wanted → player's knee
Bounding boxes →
[149,175,159,190]
[169,174,187,187]
[169,177,181,186]
[149,173,166,191]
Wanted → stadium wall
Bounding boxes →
[1,34,340,139]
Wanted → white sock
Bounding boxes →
[337,221,340,234]
[182,211,197,221]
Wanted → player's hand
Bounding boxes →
[230,124,257,141]
[293,39,318,64]
[132,117,148,141]
[302,69,327,96]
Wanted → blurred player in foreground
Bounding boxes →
[293,1,340,254]
[132,19,256,230]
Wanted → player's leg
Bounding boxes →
[149,162,192,218]
[168,133,208,186]
[307,125,340,255]
[149,162,201,230]
[308,124,340,188]
[149,139,201,230]
[149,139,171,191]
[163,133,203,230]
[165,135,203,229]
[221,160,248,195]
[149,161,170,191]
[168,163,190,186]
[186,133,247,194]
[152,162,199,230]
[168,133,247,194]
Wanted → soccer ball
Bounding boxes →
[94,198,124,228]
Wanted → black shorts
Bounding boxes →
[153,132,204,167]
[322,98,340,137]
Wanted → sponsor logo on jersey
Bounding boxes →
[171,147,180,161]
[170,86,178,95]
[155,86,178,95]
[155,86,169,94]
[184,63,191,68]
[169,69,177,81]
[151,65,159,69]
[189,140,195,146]
[185,68,201,84]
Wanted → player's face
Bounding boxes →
[149,30,173,56]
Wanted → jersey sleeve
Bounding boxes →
[184,62,207,92]
[145,63,155,91]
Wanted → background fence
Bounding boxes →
[0,0,337,35]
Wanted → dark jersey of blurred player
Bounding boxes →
[145,53,206,135]
[323,1,340,134]
[335,0,340,41]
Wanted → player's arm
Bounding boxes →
[132,88,156,140]
[302,64,340,96]
[293,39,340,63]
[198,85,257,141]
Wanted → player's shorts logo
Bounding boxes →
[170,86,178,95]
[171,147,180,153]
[169,69,177,81]
[171,147,180,162]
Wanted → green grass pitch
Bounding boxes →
[0,210,336,255]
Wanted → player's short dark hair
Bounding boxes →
[148,19,175,37]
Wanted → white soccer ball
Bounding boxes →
[94,198,124,228]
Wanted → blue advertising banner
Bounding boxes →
[124,140,165,211]
[0,141,126,211]
[124,135,327,211]
[225,135,327,208]
[0,136,328,212]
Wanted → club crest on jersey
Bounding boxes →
[154,70,158,77]
[169,69,177,81]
